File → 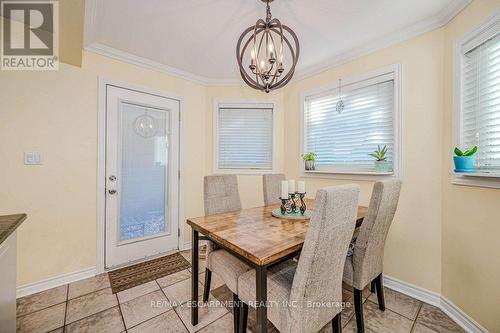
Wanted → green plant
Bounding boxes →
[302,152,317,161]
[454,146,477,156]
[369,145,388,162]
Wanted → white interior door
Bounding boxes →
[105,85,180,269]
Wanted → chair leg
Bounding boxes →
[374,274,385,311]
[331,312,342,333]
[240,301,248,333]
[354,288,365,333]
[370,280,376,293]
[232,293,240,333]
[203,268,211,303]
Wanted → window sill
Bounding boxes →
[301,169,398,181]
[451,171,500,189]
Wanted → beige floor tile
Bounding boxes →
[128,310,188,333]
[359,300,414,333]
[47,328,64,333]
[175,295,228,333]
[120,290,171,329]
[66,287,118,324]
[117,280,159,304]
[64,306,125,333]
[68,274,110,299]
[156,269,191,288]
[341,317,377,333]
[242,305,280,333]
[16,302,65,333]
[199,270,226,290]
[17,284,67,317]
[368,287,422,320]
[411,322,440,332]
[162,277,203,305]
[416,303,465,333]
[197,312,235,333]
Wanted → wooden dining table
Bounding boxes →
[187,199,367,333]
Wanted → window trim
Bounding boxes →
[299,64,403,181]
[213,99,278,175]
[452,13,500,189]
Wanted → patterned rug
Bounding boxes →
[108,252,191,293]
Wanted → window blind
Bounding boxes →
[304,79,394,171]
[461,32,500,170]
[217,107,273,170]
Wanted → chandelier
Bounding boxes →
[236,0,299,93]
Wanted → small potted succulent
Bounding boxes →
[453,146,477,172]
[302,152,317,171]
[370,145,392,172]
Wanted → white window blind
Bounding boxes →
[304,76,395,172]
[216,106,274,171]
[461,32,500,171]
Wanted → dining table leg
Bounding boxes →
[255,265,267,333]
[191,229,199,326]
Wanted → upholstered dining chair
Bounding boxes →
[263,173,286,205]
[236,184,360,333]
[203,175,251,332]
[343,179,402,333]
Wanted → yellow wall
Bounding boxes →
[441,1,500,331]
[1,0,499,330]
[0,52,207,285]
[283,29,445,293]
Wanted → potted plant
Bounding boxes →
[453,146,477,172]
[370,145,392,172]
[302,152,317,171]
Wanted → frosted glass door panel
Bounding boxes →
[119,103,169,241]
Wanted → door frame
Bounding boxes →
[96,77,186,273]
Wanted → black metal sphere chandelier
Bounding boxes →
[236,0,300,93]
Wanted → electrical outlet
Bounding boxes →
[24,152,43,165]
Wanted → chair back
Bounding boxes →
[289,185,360,332]
[263,174,286,205]
[351,179,401,289]
[204,175,241,215]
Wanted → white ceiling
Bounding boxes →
[84,0,470,84]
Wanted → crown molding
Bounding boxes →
[83,0,471,86]
[292,0,471,81]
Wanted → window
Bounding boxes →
[301,65,401,178]
[214,101,275,173]
[453,15,500,187]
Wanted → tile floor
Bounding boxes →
[16,251,465,333]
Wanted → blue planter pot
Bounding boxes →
[453,156,476,172]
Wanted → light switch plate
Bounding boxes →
[24,152,43,165]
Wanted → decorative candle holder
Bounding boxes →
[280,192,307,216]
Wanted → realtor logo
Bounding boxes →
[1,0,59,70]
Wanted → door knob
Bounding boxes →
[108,189,117,195]
[109,175,116,181]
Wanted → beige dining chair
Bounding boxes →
[236,184,360,333]
[263,173,286,205]
[343,179,401,333]
[203,175,251,332]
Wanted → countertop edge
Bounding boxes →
[0,214,27,246]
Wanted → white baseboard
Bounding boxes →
[383,274,488,333]
[440,296,488,333]
[383,275,441,307]
[182,241,191,251]
[16,267,96,299]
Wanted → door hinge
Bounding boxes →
[178,228,181,237]
[178,170,181,179]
